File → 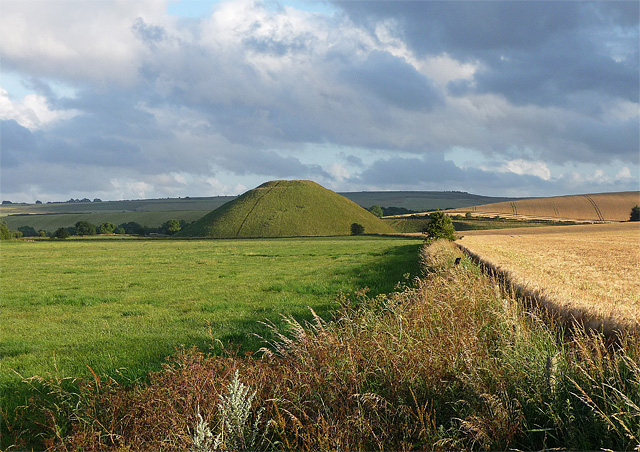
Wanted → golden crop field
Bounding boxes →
[447,191,639,222]
[457,222,640,333]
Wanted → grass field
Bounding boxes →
[14,240,639,451]
[0,235,422,441]
[457,222,640,332]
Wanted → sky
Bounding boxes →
[1,0,638,203]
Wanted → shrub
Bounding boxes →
[368,205,384,218]
[18,226,38,237]
[350,223,365,235]
[0,219,12,240]
[423,210,456,242]
[630,205,640,221]
[52,227,70,239]
[75,221,96,236]
[98,222,116,234]
[465,212,473,219]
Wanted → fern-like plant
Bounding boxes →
[192,370,265,452]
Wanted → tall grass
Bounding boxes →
[11,241,639,451]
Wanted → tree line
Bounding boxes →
[1,219,191,240]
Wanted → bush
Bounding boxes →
[75,221,96,236]
[368,205,384,218]
[423,210,456,242]
[630,205,640,221]
[161,219,181,235]
[52,227,70,239]
[350,223,365,235]
[0,219,12,240]
[98,222,116,235]
[18,226,38,237]
[465,212,473,219]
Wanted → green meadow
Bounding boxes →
[0,236,422,422]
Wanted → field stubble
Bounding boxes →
[457,222,640,332]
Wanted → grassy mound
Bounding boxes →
[178,180,395,238]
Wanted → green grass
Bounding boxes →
[21,240,639,451]
[179,180,396,237]
[0,235,421,446]
[384,217,577,233]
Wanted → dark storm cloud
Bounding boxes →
[334,1,639,107]
[216,148,330,179]
[340,51,443,111]
[1,0,637,202]
[0,120,37,168]
[355,155,554,195]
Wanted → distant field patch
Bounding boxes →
[457,222,640,332]
[447,191,639,222]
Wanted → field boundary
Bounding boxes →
[455,243,637,337]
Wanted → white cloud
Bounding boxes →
[499,159,552,181]
[327,162,350,181]
[0,87,78,129]
[0,0,167,84]
[616,167,632,180]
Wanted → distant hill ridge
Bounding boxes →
[445,191,640,222]
[177,180,395,238]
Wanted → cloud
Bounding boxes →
[0,88,79,130]
[498,159,551,181]
[0,0,637,202]
[340,50,443,111]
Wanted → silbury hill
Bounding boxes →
[177,180,395,238]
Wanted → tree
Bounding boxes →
[0,219,12,240]
[118,222,143,235]
[98,222,116,234]
[630,205,640,222]
[18,225,37,237]
[52,227,70,239]
[161,219,181,235]
[368,205,384,218]
[423,211,457,242]
[465,212,473,219]
[114,227,125,235]
[75,221,96,236]
[351,223,365,235]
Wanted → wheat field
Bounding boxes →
[447,191,639,222]
[457,222,640,332]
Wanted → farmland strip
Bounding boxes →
[584,195,604,221]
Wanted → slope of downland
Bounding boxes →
[446,191,640,222]
[178,180,395,238]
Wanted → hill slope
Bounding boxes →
[178,180,395,238]
[446,191,639,222]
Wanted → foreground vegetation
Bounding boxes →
[1,236,422,449]
[7,240,639,450]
